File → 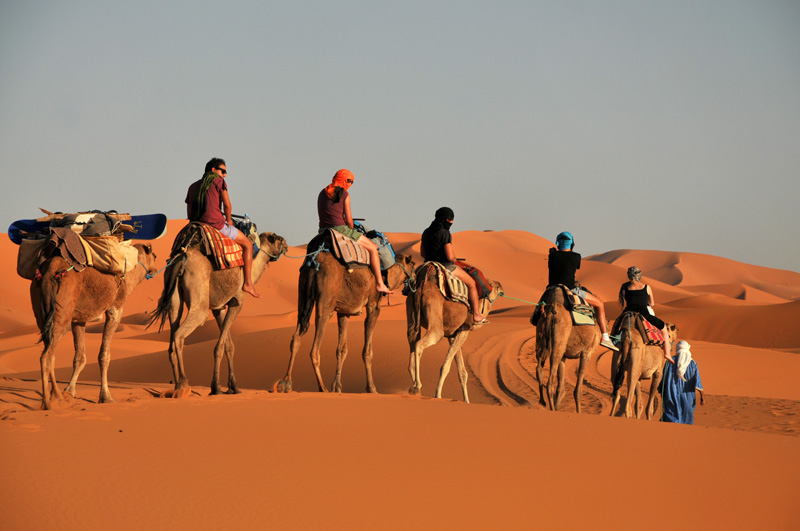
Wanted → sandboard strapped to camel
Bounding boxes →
[13,209,167,280]
[303,222,396,272]
[611,311,666,347]
[7,208,168,245]
[529,284,597,327]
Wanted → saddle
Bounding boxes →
[303,226,396,272]
[611,311,665,347]
[303,229,370,272]
[171,222,245,270]
[414,262,475,307]
[529,284,596,327]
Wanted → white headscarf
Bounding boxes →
[676,340,692,381]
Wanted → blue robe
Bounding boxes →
[659,360,702,425]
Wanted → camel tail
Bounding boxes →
[613,327,630,391]
[406,280,423,345]
[296,266,317,336]
[536,302,558,372]
[38,275,60,348]
[146,253,186,332]
[32,257,72,347]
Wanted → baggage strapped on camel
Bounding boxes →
[15,210,164,280]
[529,284,597,327]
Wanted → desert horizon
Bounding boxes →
[2,219,799,530]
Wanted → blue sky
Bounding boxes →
[2,1,799,272]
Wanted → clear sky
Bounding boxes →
[2,1,799,272]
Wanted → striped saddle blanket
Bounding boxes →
[171,222,244,270]
[611,311,665,346]
[418,262,470,306]
[328,229,370,267]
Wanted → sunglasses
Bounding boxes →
[346,179,354,184]
[216,168,227,174]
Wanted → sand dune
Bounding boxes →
[1,223,799,529]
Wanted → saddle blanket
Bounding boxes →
[530,284,595,326]
[611,311,664,346]
[171,222,243,270]
[421,262,470,306]
[328,229,370,267]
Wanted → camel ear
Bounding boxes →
[145,244,152,254]
[267,233,276,244]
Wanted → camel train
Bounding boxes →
[22,216,677,418]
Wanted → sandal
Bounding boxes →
[472,318,490,325]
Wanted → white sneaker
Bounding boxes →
[601,338,619,351]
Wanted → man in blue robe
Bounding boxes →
[659,340,705,424]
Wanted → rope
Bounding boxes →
[498,293,539,305]
[143,256,179,280]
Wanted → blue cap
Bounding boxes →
[556,231,573,250]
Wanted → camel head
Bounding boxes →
[488,279,504,301]
[388,253,416,291]
[258,232,288,261]
[134,243,158,276]
[666,322,678,344]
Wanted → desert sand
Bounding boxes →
[1,219,799,530]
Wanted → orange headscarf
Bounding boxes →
[324,169,354,200]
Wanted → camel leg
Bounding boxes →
[211,305,243,395]
[278,325,304,393]
[573,350,591,414]
[634,382,643,419]
[625,347,643,418]
[168,302,209,396]
[435,332,470,401]
[39,313,72,410]
[408,327,444,396]
[535,346,548,408]
[554,360,567,411]
[455,349,470,403]
[331,314,349,393]
[97,307,123,404]
[361,305,381,393]
[166,291,183,389]
[65,322,87,396]
[610,342,626,416]
[646,371,662,420]
[309,308,334,392]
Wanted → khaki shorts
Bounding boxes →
[327,225,362,241]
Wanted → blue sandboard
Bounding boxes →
[7,213,168,245]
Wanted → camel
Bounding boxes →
[149,232,287,396]
[406,264,503,402]
[534,290,606,413]
[275,252,415,394]
[30,243,158,410]
[610,314,678,419]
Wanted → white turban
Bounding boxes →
[676,340,692,381]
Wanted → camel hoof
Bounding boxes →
[98,395,116,404]
[275,380,292,393]
[226,387,242,395]
[161,387,192,399]
[408,386,421,395]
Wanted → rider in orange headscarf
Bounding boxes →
[317,169,392,294]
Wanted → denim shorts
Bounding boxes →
[220,223,239,240]
[570,286,587,299]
